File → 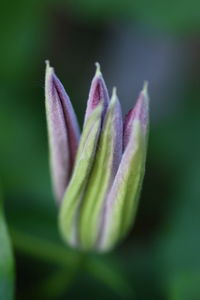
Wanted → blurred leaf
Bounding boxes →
[39,266,80,299]
[12,228,135,298]
[11,229,80,267]
[0,0,46,80]
[86,256,135,298]
[169,271,200,300]
[67,0,200,32]
[0,195,15,300]
[153,98,200,298]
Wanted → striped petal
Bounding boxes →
[99,83,149,251]
[45,61,80,203]
[84,63,109,124]
[79,88,123,250]
[59,102,104,247]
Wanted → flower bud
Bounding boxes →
[45,62,149,252]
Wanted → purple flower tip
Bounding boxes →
[45,61,80,203]
[123,81,149,149]
[84,63,109,123]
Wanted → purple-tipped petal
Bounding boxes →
[52,73,80,166]
[109,88,123,177]
[45,61,80,203]
[84,63,109,124]
[99,83,149,251]
[79,87,123,250]
[123,81,149,150]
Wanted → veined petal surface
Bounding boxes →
[99,84,149,251]
[45,62,80,203]
[84,63,109,124]
[79,88,123,250]
[59,103,104,247]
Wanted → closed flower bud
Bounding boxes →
[45,62,149,252]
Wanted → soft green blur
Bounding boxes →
[0,194,14,300]
[0,0,200,299]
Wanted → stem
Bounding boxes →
[11,228,134,297]
[10,228,81,267]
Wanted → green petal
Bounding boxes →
[100,86,149,252]
[79,89,122,250]
[59,103,103,247]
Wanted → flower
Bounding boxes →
[45,61,149,252]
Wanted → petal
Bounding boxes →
[99,83,149,251]
[59,103,104,247]
[45,61,80,203]
[123,81,149,150]
[84,63,109,124]
[79,88,123,250]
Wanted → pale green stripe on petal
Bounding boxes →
[99,84,149,252]
[79,90,122,250]
[59,103,103,247]
[120,127,147,237]
[100,122,147,251]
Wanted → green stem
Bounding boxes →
[11,228,134,298]
[10,228,81,267]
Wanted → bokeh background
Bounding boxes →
[1,1,200,299]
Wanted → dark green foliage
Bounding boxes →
[0,0,200,299]
[0,197,14,300]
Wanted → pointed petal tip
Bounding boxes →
[123,82,149,149]
[110,87,120,107]
[142,81,149,105]
[84,63,109,123]
[143,81,148,94]
[45,60,54,84]
[135,81,149,128]
[124,82,149,125]
[112,86,117,97]
[45,60,53,72]
[45,61,54,96]
[45,59,50,68]
[95,62,102,76]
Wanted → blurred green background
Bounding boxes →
[0,0,200,299]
